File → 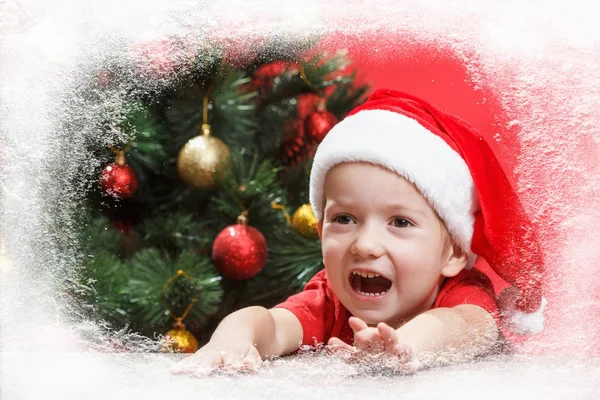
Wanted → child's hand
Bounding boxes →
[327,316,419,374]
[170,340,262,377]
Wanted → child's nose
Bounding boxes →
[350,224,385,259]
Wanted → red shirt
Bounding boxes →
[274,268,500,347]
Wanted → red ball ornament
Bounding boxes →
[254,61,290,82]
[281,119,314,167]
[305,110,338,144]
[296,93,320,119]
[100,152,137,199]
[251,61,298,94]
[212,216,268,280]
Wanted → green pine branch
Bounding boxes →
[124,249,223,333]
[78,251,131,327]
[326,74,370,118]
[277,158,312,209]
[255,99,297,157]
[211,69,259,150]
[139,212,214,255]
[245,225,322,305]
[209,151,288,233]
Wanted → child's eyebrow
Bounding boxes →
[325,198,429,218]
[381,203,429,218]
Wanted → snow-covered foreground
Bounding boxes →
[2,352,599,400]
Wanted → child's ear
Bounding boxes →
[441,242,468,278]
[317,221,323,239]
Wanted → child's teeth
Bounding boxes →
[352,271,382,278]
[358,291,387,296]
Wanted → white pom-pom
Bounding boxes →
[502,297,548,335]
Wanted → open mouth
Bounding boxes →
[349,271,392,297]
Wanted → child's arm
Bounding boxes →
[395,304,499,367]
[209,306,303,357]
[171,306,303,375]
[328,305,498,373]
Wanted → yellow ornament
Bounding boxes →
[292,204,318,238]
[177,123,231,190]
[160,322,199,353]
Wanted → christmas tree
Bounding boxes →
[72,33,369,352]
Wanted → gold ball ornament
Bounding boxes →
[177,124,231,190]
[292,204,318,238]
[161,322,199,353]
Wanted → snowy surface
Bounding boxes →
[2,352,599,400]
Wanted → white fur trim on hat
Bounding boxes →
[502,297,548,335]
[309,109,480,261]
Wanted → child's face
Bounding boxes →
[319,162,466,328]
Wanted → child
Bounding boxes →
[171,89,546,376]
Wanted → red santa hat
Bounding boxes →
[309,89,546,335]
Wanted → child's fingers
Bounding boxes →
[375,323,413,363]
[391,343,414,364]
[377,322,399,349]
[237,358,261,374]
[171,354,206,375]
[222,357,261,374]
[221,349,244,365]
[192,364,219,377]
[237,347,263,373]
[221,347,262,370]
[191,355,226,377]
[327,337,355,353]
[172,345,264,377]
[327,337,363,364]
[348,316,369,333]
[327,337,361,359]
[353,329,382,353]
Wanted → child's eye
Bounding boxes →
[391,217,413,228]
[332,214,355,225]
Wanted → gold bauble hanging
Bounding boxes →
[160,322,199,354]
[177,124,231,190]
[292,204,318,238]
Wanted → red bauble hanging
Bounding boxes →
[253,61,291,85]
[250,61,299,97]
[305,109,338,144]
[281,119,311,167]
[296,93,320,119]
[100,150,137,199]
[295,94,338,144]
[212,214,268,280]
